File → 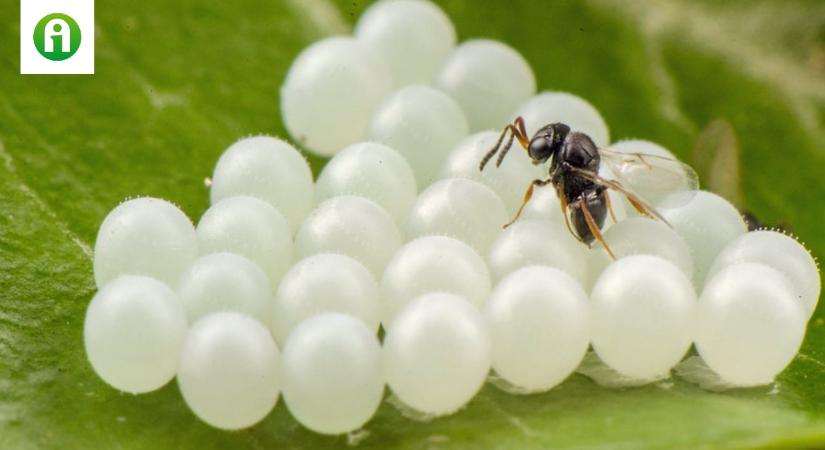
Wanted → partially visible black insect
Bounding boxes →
[479,116,699,259]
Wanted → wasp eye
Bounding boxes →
[527,137,553,163]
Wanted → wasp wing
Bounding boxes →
[564,165,671,226]
[599,148,699,207]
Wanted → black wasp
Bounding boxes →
[479,116,698,259]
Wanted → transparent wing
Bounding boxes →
[564,164,671,226]
[599,148,699,207]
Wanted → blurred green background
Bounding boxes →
[1,0,824,448]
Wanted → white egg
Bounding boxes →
[369,85,469,187]
[696,263,807,387]
[315,141,417,223]
[590,255,696,381]
[586,217,693,291]
[485,266,590,392]
[281,313,384,434]
[271,253,380,344]
[657,190,747,287]
[708,230,820,318]
[209,135,314,231]
[177,312,280,430]
[84,275,187,394]
[93,197,198,288]
[441,130,543,214]
[197,196,293,289]
[405,178,508,255]
[354,0,456,87]
[435,39,535,132]
[177,252,272,326]
[295,195,401,278]
[487,219,587,286]
[383,292,490,416]
[513,91,609,147]
[520,184,563,223]
[281,37,392,156]
[381,235,490,327]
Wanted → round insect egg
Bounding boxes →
[271,253,380,344]
[487,219,588,286]
[435,39,536,132]
[696,263,807,387]
[405,178,508,255]
[295,195,401,278]
[315,142,417,224]
[93,197,198,288]
[707,230,820,318]
[177,252,272,326]
[354,0,456,88]
[177,312,281,430]
[381,235,491,327]
[197,196,293,289]
[281,37,392,156]
[486,266,590,393]
[383,292,490,417]
[281,313,384,435]
[657,190,748,287]
[84,275,187,394]
[586,217,693,291]
[513,91,609,147]
[209,136,314,231]
[441,130,544,215]
[369,85,468,187]
[590,255,696,381]
[519,183,563,223]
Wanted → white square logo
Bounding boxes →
[20,0,95,74]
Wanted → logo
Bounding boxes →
[20,0,94,74]
[33,13,81,61]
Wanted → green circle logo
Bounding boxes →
[33,13,81,61]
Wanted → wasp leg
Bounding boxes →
[556,182,578,240]
[514,116,529,142]
[604,190,618,224]
[580,197,616,260]
[504,178,551,228]
[627,196,655,220]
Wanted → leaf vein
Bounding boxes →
[0,140,93,260]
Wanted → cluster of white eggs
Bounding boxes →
[85,0,821,436]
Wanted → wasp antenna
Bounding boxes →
[480,123,515,171]
[481,117,532,171]
[479,144,499,171]
[495,131,517,167]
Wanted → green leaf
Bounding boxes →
[1,0,824,448]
